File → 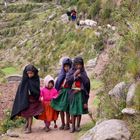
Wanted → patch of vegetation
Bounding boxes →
[1,67,17,75]
[76,121,95,139]
[0,110,25,133]
[90,79,103,90]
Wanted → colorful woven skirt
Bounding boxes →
[51,88,70,112]
[69,90,88,115]
[21,96,44,118]
[38,101,58,121]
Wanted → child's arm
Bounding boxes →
[39,88,44,101]
[52,89,58,99]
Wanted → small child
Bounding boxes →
[38,75,58,132]
[51,58,72,130]
[66,57,90,133]
[11,64,44,134]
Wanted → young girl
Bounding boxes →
[66,57,90,133]
[11,64,44,134]
[51,58,72,130]
[38,75,58,132]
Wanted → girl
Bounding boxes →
[51,58,72,130]
[66,57,90,133]
[11,64,44,134]
[38,75,58,132]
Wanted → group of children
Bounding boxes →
[11,57,90,134]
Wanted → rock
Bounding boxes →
[107,24,112,28]
[48,13,57,20]
[122,108,139,115]
[94,31,100,37]
[126,83,136,107]
[80,119,131,140]
[6,75,22,82]
[108,82,127,100]
[111,26,116,31]
[6,129,19,137]
[79,19,97,27]
[107,24,116,31]
[86,58,97,68]
[61,14,69,23]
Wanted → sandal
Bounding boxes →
[70,128,75,133]
[64,125,70,130]
[45,127,50,132]
[75,127,81,132]
[59,125,65,130]
[24,128,32,134]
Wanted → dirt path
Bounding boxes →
[1,93,95,140]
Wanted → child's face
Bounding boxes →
[64,64,70,72]
[27,71,34,78]
[75,63,83,70]
[48,81,54,89]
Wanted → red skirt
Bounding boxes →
[38,101,58,121]
[21,96,44,118]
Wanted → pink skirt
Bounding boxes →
[21,96,44,118]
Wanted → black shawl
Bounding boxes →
[11,64,40,119]
[66,57,90,104]
[55,58,72,91]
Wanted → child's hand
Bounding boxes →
[74,69,80,77]
[40,97,43,101]
[84,104,88,109]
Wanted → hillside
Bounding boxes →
[0,0,140,140]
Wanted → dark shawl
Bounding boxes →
[66,57,90,104]
[11,64,40,119]
[55,58,72,91]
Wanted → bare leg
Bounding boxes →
[76,115,81,131]
[59,111,65,130]
[24,117,32,134]
[64,112,70,130]
[24,118,29,131]
[54,120,57,128]
[70,115,76,133]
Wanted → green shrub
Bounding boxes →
[0,110,25,133]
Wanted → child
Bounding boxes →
[38,75,58,132]
[66,57,90,133]
[71,9,77,21]
[51,58,72,130]
[11,64,44,134]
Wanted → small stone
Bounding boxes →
[48,13,57,20]
[94,31,101,37]
[111,26,116,31]
[122,108,139,115]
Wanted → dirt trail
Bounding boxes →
[1,93,95,140]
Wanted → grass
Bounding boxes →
[91,79,103,90]
[1,67,17,75]
[93,96,100,107]
[76,121,95,139]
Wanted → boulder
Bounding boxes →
[86,58,97,69]
[6,75,22,82]
[108,82,127,100]
[122,108,139,115]
[80,119,131,140]
[79,20,97,27]
[6,129,19,138]
[61,14,69,23]
[126,83,136,107]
